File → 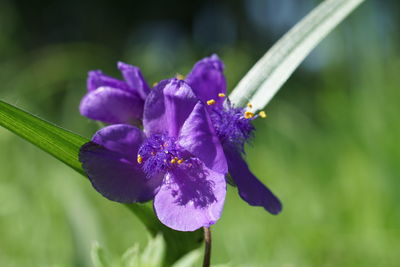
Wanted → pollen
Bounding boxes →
[259,111,267,118]
[218,93,226,98]
[177,159,184,164]
[137,155,143,164]
[207,99,216,105]
[170,157,179,164]
[176,74,185,80]
[247,103,253,108]
[244,111,254,119]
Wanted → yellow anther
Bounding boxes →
[244,111,254,119]
[247,103,253,108]
[137,155,143,164]
[176,74,185,80]
[207,99,216,105]
[170,157,179,164]
[177,159,184,164]
[152,82,158,87]
[259,111,267,118]
[218,93,226,98]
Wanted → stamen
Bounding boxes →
[247,103,253,108]
[177,159,184,164]
[244,111,254,119]
[209,104,255,151]
[207,99,216,105]
[176,74,185,80]
[218,93,226,98]
[259,111,267,118]
[138,133,185,177]
[137,154,143,164]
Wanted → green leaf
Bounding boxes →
[0,100,88,174]
[140,234,165,267]
[229,0,366,110]
[126,204,202,266]
[121,244,140,267]
[171,249,202,267]
[91,242,113,267]
[100,234,203,267]
[0,100,202,265]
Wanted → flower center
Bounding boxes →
[137,134,189,177]
[209,102,256,151]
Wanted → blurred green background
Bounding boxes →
[1,0,399,266]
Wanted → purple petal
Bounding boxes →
[79,125,162,203]
[118,62,150,100]
[185,54,226,107]
[178,101,227,174]
[225,146,282,214]
[154,162,226,231]
[80,86,144,124]
[142,80,168,135]
[87,70,130,92]
[91,124,144,160]
[163,79,197,138]
[143,79,197,137]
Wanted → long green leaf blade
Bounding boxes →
[0,100,202,265]
[0,100,88,174]
[229,0,365,110]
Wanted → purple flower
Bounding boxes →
[185,54,282,215]
[80,62,150,125]
[80,79,228,231]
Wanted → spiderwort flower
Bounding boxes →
[185,54,282,214]
[80,79,228,231]
[80,62,150,125]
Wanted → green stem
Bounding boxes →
[202,227,212,267]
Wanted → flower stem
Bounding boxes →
[202,227,212,267]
